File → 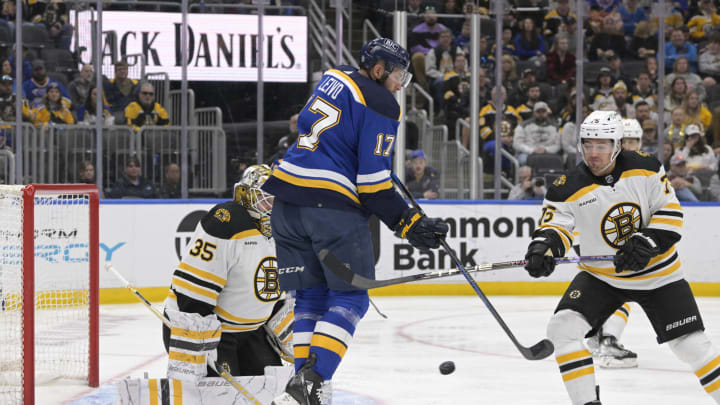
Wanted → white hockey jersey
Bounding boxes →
[537,151,684,290]
[164,201,281,332]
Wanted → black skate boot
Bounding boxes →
[272,353,331,405]
[597,335,638,368]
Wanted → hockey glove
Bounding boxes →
[394,208,449,252]
[524,239,556,278]
[614,232,660,272]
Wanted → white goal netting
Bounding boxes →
[0,185,96,404]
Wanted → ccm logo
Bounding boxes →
[666,316,698,331]
[278,266,305,274]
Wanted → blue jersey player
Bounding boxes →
[263,38,449,405]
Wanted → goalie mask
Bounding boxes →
[234,164,274,237]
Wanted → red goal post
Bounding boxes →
[0,184,99,405]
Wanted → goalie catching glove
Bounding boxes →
[614,232,660,272]
[394,208,449,252]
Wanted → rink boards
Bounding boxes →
[95,200,720,301]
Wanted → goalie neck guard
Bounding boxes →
[234,164,273,237]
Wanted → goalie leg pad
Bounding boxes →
[548,310,598,405]
[265,296,295,361]
[668,331,720,399]
[165,309,221,381]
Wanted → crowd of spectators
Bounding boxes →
[366,0,720,201]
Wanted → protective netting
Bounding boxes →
[0,186,92,404]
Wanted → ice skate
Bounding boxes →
[596,336,638,368]
[272,353,332,405]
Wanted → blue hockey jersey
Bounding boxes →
[262,65,409,228]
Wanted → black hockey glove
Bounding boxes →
[394,208,449,252]
[614,232,660,272]
[524,240,556,278]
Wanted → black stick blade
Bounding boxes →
[520,339,554,360]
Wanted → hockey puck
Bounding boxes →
[439,361,455,375]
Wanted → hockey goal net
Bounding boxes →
[0,184,99,405]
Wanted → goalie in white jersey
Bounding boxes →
[162,164,293,378]
[524,111,720,405]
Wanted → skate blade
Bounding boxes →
[596,356,638,369]
[271,392,302,405]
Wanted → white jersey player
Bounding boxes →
[163,164,293,377]
[524,111,720,405]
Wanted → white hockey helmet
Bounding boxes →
[579,110,624,171]
[622,118,642,140]
[234,164,274,236]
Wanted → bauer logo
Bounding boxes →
[666,315,697,331]
[175,210,208,260]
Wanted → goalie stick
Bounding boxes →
[392,172,553,361]
[104,263,262,405]
[320,253,614,289]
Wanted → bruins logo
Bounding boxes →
[569,290,581,299]
[635,150,650,157]
[601,202,642,249]
[214,208,231,223]
[254,257,281,302]
[553,175,567,187]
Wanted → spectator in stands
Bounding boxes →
[405,0,424,29]
[634,99,658,123]
[483,120,517,178]
[159,162,181,199]
[666,106,688,149]
[440,0,463,36]
[665,27,698,72]
[23,60,71,107]
[513,17,546,62]
[546,33,575,85]
[0,1,16,33]
[508,165,546,200]
[31,1,73,50]
[443,53,475,130]
[677,123,717,174]
[69,64,93,110]
[455,19,471,50]
[0,75,33,122]
[426,29,460,108]
[463,86,520,148]
[688,0,720,42]
[589,0,621,13]
[630,72,657,109]
[590,67,615,110]
[0,59,10,78]
[699,32,720,79]
[268,113,299,166]
[512,68,539,107]
[515,84,544,121]
[108,156,157,199]
[665,77,688,118]
[31,83,74,126]
[77,86,114,126]
[618,0,648,37]
[8,46,31,81]
[491,26,517,56]
[0,124,11,150]
[630,21,657,60]
[610,81,633,118]
[665,56,705,99]
[78,160,95,184]
[104,60,140,113]
[589,15,626,61]
[543,0,576,40]
[645,55,659,83]
[560,102,589,164]
[513,102,560,165]
[607,54,628,85]
[668,152,703,202]
[640,119,659,154]
[501,55,519,100]
[124,82,170,130]
[405,149,439,199]
[409,5,448,88]
[682,89,712,129]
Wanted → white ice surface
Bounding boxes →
[39,296,720,405]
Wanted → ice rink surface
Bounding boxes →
[45,295,720,405]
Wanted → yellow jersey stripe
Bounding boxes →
[215,306,270,324]
[556,349,591,364]
[663,202,682,210]
[622,303,631,311]
[272,169,361,204]
[620,169,656,179]
[230,229,262,240]
[580,259,681,280]
[613,310,628,323]
[358,179,394,194]
[706,378,720,393]
[177,262,226,287]
[294,345,310,359]
[169,350,206,364]
[327,69,366,106]
[149,379,159,405]
[566,184,601,202]
[221,323,261,332]
[649,217,683,227]
[310,334,348,358]
[696,355,720,377]
[562,366,594,382]
[172,277,219,301]
[173,380,183,405]
[170,326,221,340]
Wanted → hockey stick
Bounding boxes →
[390,173,554,361]
[104,263,261,405]
[321,253,614,289]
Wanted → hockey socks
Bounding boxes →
[602,303,630,340]
[668,331,720,403]
[548,310,598,405]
